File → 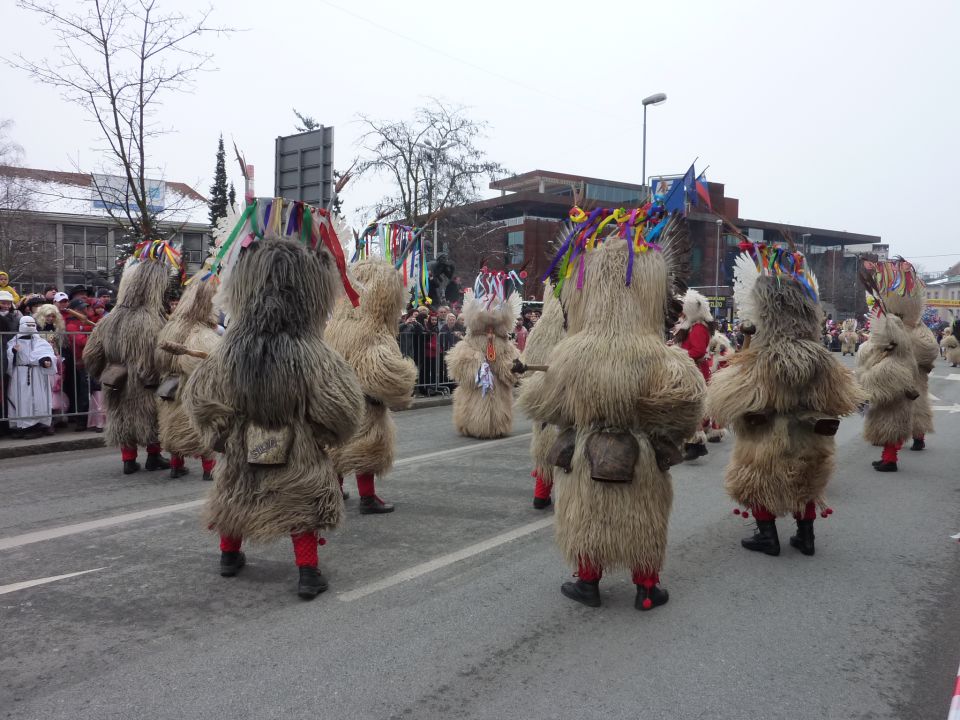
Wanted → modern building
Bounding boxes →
[442,169,882,318]
[0,165,211,295]
[924,266,960,322]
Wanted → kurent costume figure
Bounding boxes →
[516,279,565,509]
[446,271,522,439]
[181,200,364,599]
[674,289,714,460]
[706,330,734,443]
[5,315,56,435]
[942,324,960,366]
[709,246,861,556]
[155,278,221,481]
[856,261,923,471]
[869,259,938,452]
[839,319,859,356]
[83,245,173,473]
[326,256,418,514]
[520,206,704,611]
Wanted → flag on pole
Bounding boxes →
[695,171,713,210]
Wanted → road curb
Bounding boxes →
[0,396,453,460]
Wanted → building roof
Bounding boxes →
[0,165,209,226]
[490,169,645,193]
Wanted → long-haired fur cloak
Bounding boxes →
[325,257,417,477]
[83,261,169,448]
[180,238,364,541]
[708,274,862,515]
[155,279,221,457]
[519,238,705,574]
[516,280,565,486]
[942,327,960,365]
[445,289,521,438]
[856,311,918,446]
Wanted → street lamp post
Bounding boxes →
[641,92,667,195]
[715,218,723,319]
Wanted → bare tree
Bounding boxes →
[356,99,507,224]
[8,0,230,253]
[0,120,56,286]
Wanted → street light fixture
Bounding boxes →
[641,92,668,195]
[715,218,724,318]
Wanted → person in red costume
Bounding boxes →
[673,289,715,461]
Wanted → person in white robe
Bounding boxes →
[6,315,56,436]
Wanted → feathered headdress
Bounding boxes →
[472,262,526,315]
[733,243,820,322]
[195,196,359,306]
[861,257,924,300]
[542,199,688,297]
[127,238,185,285]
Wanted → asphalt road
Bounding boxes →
[2,357,960,720]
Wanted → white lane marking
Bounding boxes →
[393,433,531,468]
[0,567,106,596]
[0,433,533,552]
[0,500,205,552]
[946,374,960,382]
[338,516,554,603]
[929,392,941,401]
[933,404,960,414]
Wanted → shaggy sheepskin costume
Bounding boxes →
[839,319,859,356]
[83,256,171,472]
[516,280,565,508]
[673,289,714,460]
[943,325,960,366]
[445,278,522,439]
[859,258,935,461]
[708,247,861,557]
[181,217,364,599]
[325,257,417,513]
[519,211,704,611]
[155,278,221,480]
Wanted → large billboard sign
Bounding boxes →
[275,126,334,208]
[91,174,167,214]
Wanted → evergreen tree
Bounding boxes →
[228,181,237,211]
[209,134,228,225]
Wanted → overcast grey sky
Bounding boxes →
[2,0,958,269]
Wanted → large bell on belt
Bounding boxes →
[586,430,639,483]
[547,427,576,472]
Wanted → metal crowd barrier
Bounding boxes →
[398,329,460,397]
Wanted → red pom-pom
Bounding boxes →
[520,271,528,279]
[481,265,489,273]
[642,598,653,610]
[742,511,750,519]
[733,508,741,515]
[317,537,327,546]
[821,511,828,518]
[826,507,834,515]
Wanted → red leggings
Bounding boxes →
[751,502,817,522]
[533,469,552,500]
[121,444,161,461]
[881,441,903,464]
[219,532,321,567]
[577,557,659,588]
[170,454,216,472]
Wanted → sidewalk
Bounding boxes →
[0,395,453,461]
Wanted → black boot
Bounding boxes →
[789,519,816,556]
[910,437,925,451]
[533,496,552,510]
[359,496,395,514]
[874,461,897,472]
[683,442,708,461]
[297,566,329,599]
[170,465,189,479]
[123,460,141,475]
[635,584,669,611]
[202,471,214,482]
[741,520,780,556]
[145,453,171,471]
[219,551,246,577]
[560,579,601,607]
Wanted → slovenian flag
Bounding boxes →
[695,171,712,210]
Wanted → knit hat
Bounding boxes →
[0,290,13,302]
[19,315,37,333]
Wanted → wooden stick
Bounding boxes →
[160,341,208,359]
